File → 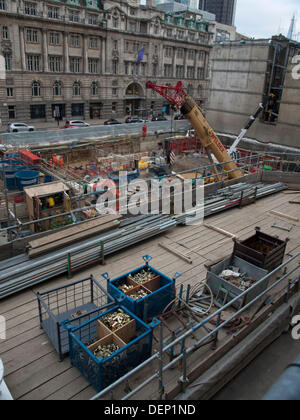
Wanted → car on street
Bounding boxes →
[151,115,168,122]
[104,119,122,125]
[7,123,35,133]
[64,120,90,128]
[125,116,146,124]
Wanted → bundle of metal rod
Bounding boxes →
[0,182,287,299]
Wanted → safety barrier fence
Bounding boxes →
[91,253,300,400]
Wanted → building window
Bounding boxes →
[197,67,204,80]
[70,35,80,48]
[91,82,98,96]
[73,81,81,96]
[53,81,62,96]
[197,85,202,97]
[89,14,98,25]
[89,37,98,49]
[152,63,158,76]
[70,58,81,73]
[112,60,118,75]
[187,84,193,95]
[6,87,13,97]
[49,56,62,72]
[48,6,59,19]
[27,55,40,71]
[112,88,117,96]
[164,64,172,77]
[8,105,15,119]
[25,2,37,16]
[4,53,11,71]
[30,104,46,119]
[69,9,79,23]
[0,1,6,11]
[32,81,41,97]
[188,50,195,60]
[166,29,172,37]
[177,48,184,58]
[187,66,195,79]
[88,58,99,74]
[124,61,129,75]
[2,25,8,39]
[49,32,60,45]
[176,65,184,78]
[71,103,84,116]
[26,29,38,43]
[165,47,172,57]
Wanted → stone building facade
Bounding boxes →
[0,0,212,126]
[207,36,300,148]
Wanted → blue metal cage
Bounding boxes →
[105,255,180,320]
[67,305,158,392]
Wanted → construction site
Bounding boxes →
[0,71,300,402]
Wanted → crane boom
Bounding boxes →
[146,81,243,180]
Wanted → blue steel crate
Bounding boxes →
[37,275,116,361]
[66,305,159,392]
[105,255,180,320]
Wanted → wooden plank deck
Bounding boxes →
[1,190,300,400]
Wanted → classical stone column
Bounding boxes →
[63,32,70,73]
[42,29,49,72]
[19,26,26,71]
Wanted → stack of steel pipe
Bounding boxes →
[0,182,287,299]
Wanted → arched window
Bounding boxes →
[187,84,193,95]
[53,81,62,96]
[126,83,141,96]
[91,82,98,96]
[32,81,41,97]
[197,85,202,97]
[73,81,80,96]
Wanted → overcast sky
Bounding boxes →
[235,0,300,40]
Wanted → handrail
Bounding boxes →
[91,253,300,400]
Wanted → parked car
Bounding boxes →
[7,123,35,133]
[151,115,168,122]
[125,116,145,124]
[64,120,90,128]
[174,114,185,120]
[104,119,122,125]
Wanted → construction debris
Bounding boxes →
[220,267,256,291]
[159,242,193,264]
[270,210,299,222]
[204,224,237,239]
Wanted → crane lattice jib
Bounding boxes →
[146,81,187,111]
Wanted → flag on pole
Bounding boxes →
[137,47,145,63]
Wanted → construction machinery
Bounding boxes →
[146,81,243,180]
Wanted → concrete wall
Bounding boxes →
[207,41,300,149]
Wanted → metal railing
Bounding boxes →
[91,253,300,400]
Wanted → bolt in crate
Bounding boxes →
[105,255,181,320]
[206,255,268,309]
[66,305,159,392]
[37,275,116,360]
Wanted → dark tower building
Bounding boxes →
[199,0,237,26]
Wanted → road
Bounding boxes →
[0,120,190,147]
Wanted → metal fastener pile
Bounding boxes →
[93,343,120,359]
[128,269,157,284]
[220,268,256,291]
[118,284,135,293]
[128,289,149,301]
[102,309,132,332]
